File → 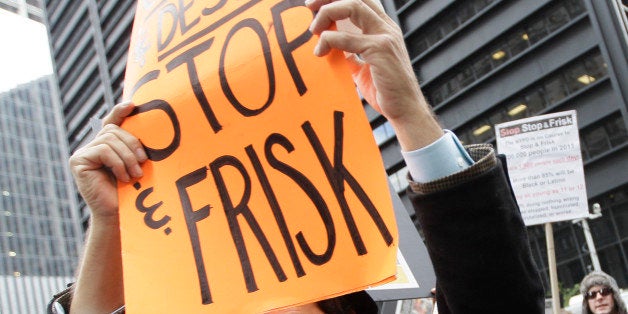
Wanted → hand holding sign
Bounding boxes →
[67,0,447,313]
[306,0,442,151]
[68,102,144,312]
[69,102,146,220]
[116,0,399,312]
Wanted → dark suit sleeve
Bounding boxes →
[407,145,545,314]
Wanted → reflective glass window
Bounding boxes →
[506,31,530,56]
[605,115,628,147]
[525,88,547,114]
[472,56,493,77]
[546,6,571,32]
[613,202,628,239]
[488,110,507,125]
[565,0,586,16]
[373,122,396,145]
[389,166,409,193]
[583,126,610,157]
[544,76,567,104]
[470,119,494,143]
[426,29,443,46]
[457,6,475,23]
[506,99,529,121]
[472,0,493,12]
[455,67,475,89]
[440,17,460,35]
[409,37,429,58]
[526,19,548,44]
[564,63,591,93]
[584,53,608,79]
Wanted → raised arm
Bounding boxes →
[307,1,545,312]
[68,102,146,313]
[306,0,443,152]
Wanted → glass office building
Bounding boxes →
[0,76,82,313]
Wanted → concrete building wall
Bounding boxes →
[380,0,628,291]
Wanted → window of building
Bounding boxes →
[564,63,592,93]
[456,50,608,146]
[469,119,494,143]
[581,113,628,160]
[405,0,497,59]
[606,115,628,146]
[613,202,628,239]
[389,166,409,194]
[526,17,550,44]
[598,245,628,287]
[373,122,396,145]
[426,0,586,106]
[547,6,571,32]
[394,0,412,10]
[524,88,547,114]
[544,76,568,104]
[555,226,579,259]
[506,31,531,56]
[505,99,529,121]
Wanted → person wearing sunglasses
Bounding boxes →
[580,271,627,314]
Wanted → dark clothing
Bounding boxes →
[409,144,545,313]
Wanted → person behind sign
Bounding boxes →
[48,0,544,313]
[580,271,628,314]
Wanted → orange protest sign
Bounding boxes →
[118,0,398,313]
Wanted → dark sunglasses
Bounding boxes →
[585,287,613,300]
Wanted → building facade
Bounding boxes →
[42,0,628,300]
[0,0,45,22]
[0,76,82,313]
[43,0,136,226]
[377,0,628,292]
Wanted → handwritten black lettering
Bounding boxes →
[202,0,227,16]
[130,99,181,161]
[166,38,223,133]
[265,133,336,265]
[245,144,306,277]
[135,185,171,230]
[178,0,200,34]
[271,0,312,96]
[219,18,275,116]
[158,3,178,51]
[127,70,161,99]
[158,0,262,61]
[303,111,393,255]
[210,155,287,293]
[176,167,213,304]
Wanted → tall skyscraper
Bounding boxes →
[379,0,628,290]
[43,0,136,226]
[42,0,628,300]
[0,0,45,22]
[0,76,83,314]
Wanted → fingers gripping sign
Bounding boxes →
[69,102,148,219]
[115,0,399,312]
[307,0,420,117]
[307,0,443,152]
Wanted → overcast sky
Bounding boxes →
[0,9,53,93]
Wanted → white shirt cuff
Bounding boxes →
[401,130,474,183]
